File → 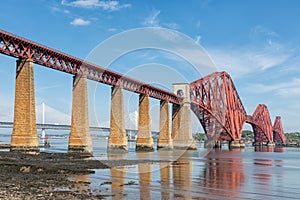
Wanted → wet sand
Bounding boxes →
[0,152,163,199]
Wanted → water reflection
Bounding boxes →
[201,150,245,198]
[108,153,127,200]
[137,153,152,200]
[173,159,192,199]
[70,147,293,199]
[159,162,171,199]
[254,146,285,152]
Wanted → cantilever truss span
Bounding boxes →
[190,72,284,143]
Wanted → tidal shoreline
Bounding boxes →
[0,151,164,199]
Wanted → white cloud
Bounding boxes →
[164,23,180,30]
[245,78,300,96]
[208,44,292,78]
[251,25,278,38]
[108,28,117,32]
[62,0,131,11]
[143,9,161,27]
[195,35,201,44]
[70,18,91,26]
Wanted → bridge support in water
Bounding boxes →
[172,84,197,150]
[108,86,128,152]
[10,59,39,153]
[157,100,173,150]
[68,75,92,154]
[229,140,245,149]
[136,94,154,151]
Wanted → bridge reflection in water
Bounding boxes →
[72,150,249,199]
[73,146,297,199]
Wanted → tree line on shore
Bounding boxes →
[193,130,300,145]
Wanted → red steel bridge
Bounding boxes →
[0,30,285,145]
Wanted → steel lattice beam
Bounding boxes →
[246,104,273,143]
[0,30,182,104]
[190,71,247,141]
[273,116,285,144]
[190,72,280,143]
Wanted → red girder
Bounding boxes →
[190,72,282,144]
[273,116,285,144]
[246,104,273,143]
[190,71,247,141]
[0,30,182,104]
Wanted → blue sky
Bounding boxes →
[0,0,299,132]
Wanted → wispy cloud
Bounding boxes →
[36,104,70,124]
[208,43,292,78]
[70,18,91,26]
[195,35,201,44]
[108,28,117,32]
[245,78,300,96]
[251,25,278,38]
[164,23,180,30]
[143,9,161,27]
[50,6,70,14]
[143,9,180,30]
[61,0,131,11]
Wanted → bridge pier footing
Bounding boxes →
[214,140,222,149]
[136,94,154,151]
[157,100,173,150]
[10,59,39,153]
[229,141,240,149]
[68,75,92,155]
[172,84,197,150]
[108,86,128,152]
[267,142,275,147]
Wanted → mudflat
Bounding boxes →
[0,152,159,199]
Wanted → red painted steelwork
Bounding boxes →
[0,30,182,104]
[190,71,247,141]
[273,116,285,144]
[246,104,273,143]
[190,72,278,143]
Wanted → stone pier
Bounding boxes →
[172,83,197,150]
[157,100,173,150]
[229,140,241,149]
[136,94,154,151]
[10,59,39,153]
[267,142,275,147]
[108,86,128,152]
[68,75,92,154]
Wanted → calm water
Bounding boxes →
[1,129,300,199]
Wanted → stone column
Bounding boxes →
[136,94,154,151]
[157,100,173,150]
[68,75,92,154]
[108,86,128,152]
[10,59,39,153]
[172,83,197,150]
